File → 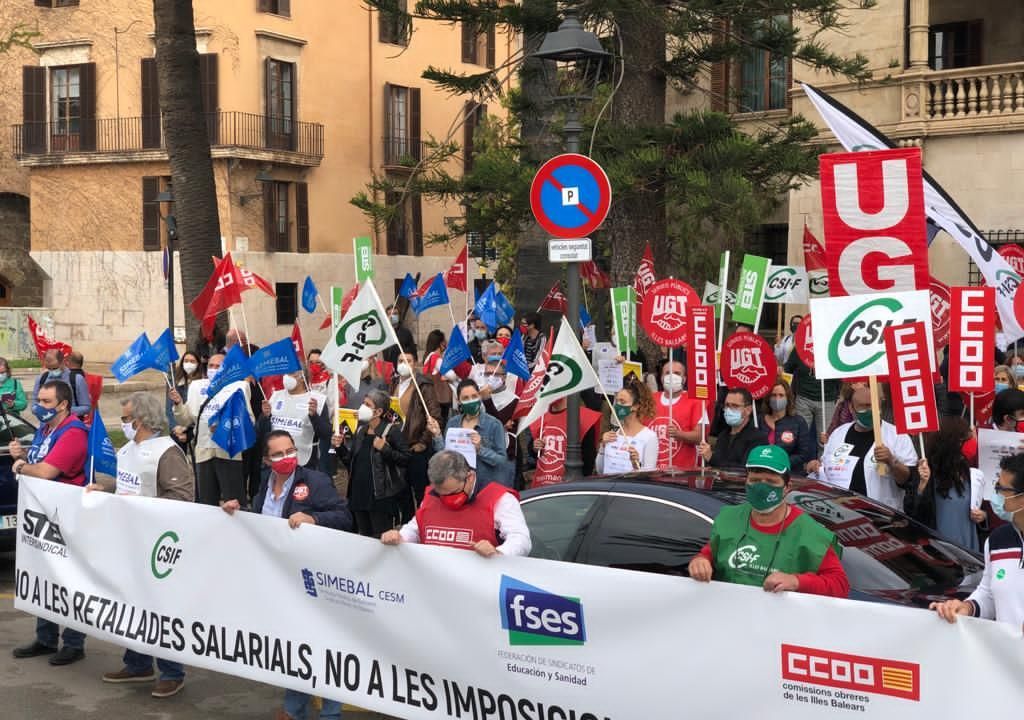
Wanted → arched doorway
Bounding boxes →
[0,275,10,307]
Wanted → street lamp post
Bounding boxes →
[531,12,610,481]
[156,190,177,341]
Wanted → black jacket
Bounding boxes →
[338,420,411,500]
[762,413,815,472]
[710,421,769,470]
[252,465,353,531]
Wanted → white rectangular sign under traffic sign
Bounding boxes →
[548,238,592,263]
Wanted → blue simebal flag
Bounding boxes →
[503,329,530,380]
[413,274,449,316]
[580,306,592,329]
[209,389,256,456]
[494,290,516,328]
[111,333,153,383]
[398,273,419,299]
[301,276,319,314]
[439,325,472,375]
[474,282,499,332]
[249,337,302,379]
[86,408,118,480]
[146,328,180,372]
[207,344,252,397]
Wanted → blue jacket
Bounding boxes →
[34,369,91,418]
[252,465,353,531]
[433,411,513,487]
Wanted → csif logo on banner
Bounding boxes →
[21,508,67,557]
[336,311,387,362]
[150,530,183,580]
[500,575,586,646]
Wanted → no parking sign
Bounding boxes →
[530,154,612,239]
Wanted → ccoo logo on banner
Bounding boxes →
[686,306,716,405]
[883,322,938,435]
[810,290,934,380]
[948,287,995,393]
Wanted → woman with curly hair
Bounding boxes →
[596,379,659,473]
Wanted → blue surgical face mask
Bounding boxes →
[32,403,58,423]
[475,330,489,341]
[991,491,1022,522]
[486,355,503,364]
[1015,365,1024,379]
[723,407,744,427]
[0,373,7,383]
[996,381,1011,394]
[48,369,63,379]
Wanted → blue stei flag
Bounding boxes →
[207,344,252,397]
[86,408,117,480]
[412,274,449,316]
[503,329,530,380]
[249,337,302,379]
[474,282,499,331]
[301,276,319,314]
[494,290,516,327]
[398,273,418,299]
[209,389,256,457]
[146,328,180,371]
[580,305,592,329]
[111,333,153,382]
[439,325,472,375]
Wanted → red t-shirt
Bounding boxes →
[36,416,88,486]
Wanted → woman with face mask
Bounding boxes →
[931,452,1024,629]
[332,389,410,536]
[168,352,203,458]
[597,382,659,473]
[259,370,332,470]
[0,356,28,414]
[761,379,814,473]
[647,359,702,470]
[426,379,513,487]
[994,365,1014,395]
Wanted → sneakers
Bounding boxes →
[151,679,185,698]
[11,641,57,659]
[48,647,85,666]
[103,668,157,684]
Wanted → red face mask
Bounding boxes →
[496,337,511,348]
[439,491,468,510]
[1017,420,1024,433]
[271,456,299,477]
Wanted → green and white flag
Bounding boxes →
[321,280,398,388]
[764,265,809,304]
[732,254,770,329]
[702,281,736,317]
[353,236,374,283]
[610,286,637,353]
[517,316,600,433]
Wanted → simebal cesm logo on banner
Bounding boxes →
[810,290,933,379]
[499,575,586,646]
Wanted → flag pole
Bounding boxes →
[234,303,266,400]
[717,251,730,354]
[371,282,431,420]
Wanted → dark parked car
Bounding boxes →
[0,412,37,551]
[520,469,984,608]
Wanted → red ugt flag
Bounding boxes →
[444,245,468,292]
[27,316,71,361]
[580,260,611,289]
[538,283,568,314]
[634,244,656,303]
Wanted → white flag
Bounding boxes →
[320,280,399,388]
[702,281,736,309]
[517,316,599,433]
[764,265,809,304]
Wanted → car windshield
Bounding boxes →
[0,414,35,446]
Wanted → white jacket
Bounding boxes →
[819,420,917,510]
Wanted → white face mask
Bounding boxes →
[207,366,220,381]
[397,362,413,378]
[282,374,299,391]
[182,361,198,375]
[662,373,684,394]
[122,421,138,442]
[357,404,375,423]
[360,359,370,373]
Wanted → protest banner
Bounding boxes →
[720,333,777,399]
[882,322,938,436]
[929,278,951,348]
[732,255,770,330]
[686,306,716,408]
[16,476,1024,720]
[819,148,930,297]
[764,266,809,304]
[640,279,699,347]
[610,287,637,355]
[810,290,934,380]
[948,287,995,396]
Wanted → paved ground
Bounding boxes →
[0,551,393,719]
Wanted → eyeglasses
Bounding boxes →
[268,449,299,462]
[993,484,1022,496]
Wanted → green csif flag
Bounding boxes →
[732,254,770,330]
[610,286,637,353]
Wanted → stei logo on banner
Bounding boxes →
[150,531,182,580]
[500,575,586,647]
[810,290,933,379]
[20,508,68,558]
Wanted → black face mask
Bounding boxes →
[790,324,799,334]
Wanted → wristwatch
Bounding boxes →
[13,459,26,474]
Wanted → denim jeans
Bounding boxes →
[123,648,185,682]
[36,618,85,650]
[283,689,342,719]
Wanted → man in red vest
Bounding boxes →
[380,450,531,557]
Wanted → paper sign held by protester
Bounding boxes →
[336,408,358,435]
[978,428,1023,502]
[445,427,477,469]
[602,437,636,474]
[597,360,624,393]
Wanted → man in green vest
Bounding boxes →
[688,445,850,597]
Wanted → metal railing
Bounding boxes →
[382,135,422,167]
[11,111,324,160]
[924,62,1024,119]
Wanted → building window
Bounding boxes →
[744,223,788,336]
[929,21,983,70]
[276,282,298,326]
[379,0,411,46]
[461,22,496,68]
[463,102,487,174]
[262,181,309,253]
[258,0,290,18]
[737,16,790,112]
[385,191,423,256]
[383,83,421,166]
[142,176,173,251]
[35,0,79,7]
[50,66,81,150]
[22,62,95,153]
[265,58,295,151]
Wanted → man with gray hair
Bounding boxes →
[85,391,193,697]
[381,450,531,557]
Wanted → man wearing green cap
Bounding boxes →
[688,445,849,597]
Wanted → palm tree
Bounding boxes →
[153,0,224,351]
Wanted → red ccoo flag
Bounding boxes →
[635,243,656,303]
[291,322,306,365]
[580,260,612,289]
[189,252,244,323]
[802,225,827,271]
[27,316,71,362]
[444,244,468,292]
[538,283,568,314]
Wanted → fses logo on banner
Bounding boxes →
[810,290,934,379]
[948,287,995,393]
[883,322,938,435]
[640,279,699,346]
[820,148,929,297]
[764,266,809,304]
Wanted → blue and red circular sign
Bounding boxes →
[530,153,612,239]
